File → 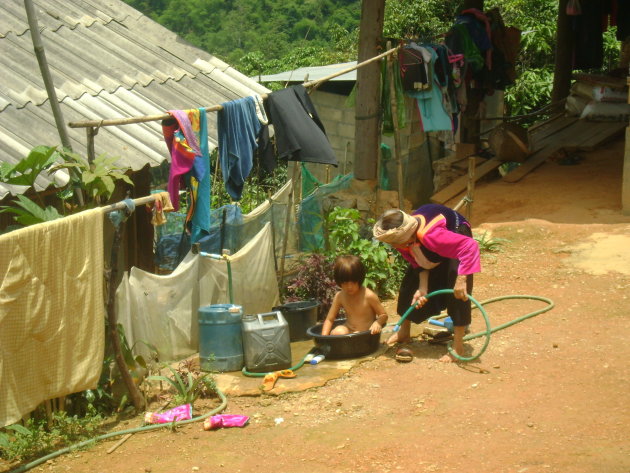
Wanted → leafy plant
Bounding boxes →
[284,252,338,316]
[49,150,134,205]
[0,194,63,226]
[474,231,509,253]
[326,207,403,298]
[0,409,103,462]
[146,360,216,408]
[0,146,134,229]
[210,157,288,213]
[285,207,404,310]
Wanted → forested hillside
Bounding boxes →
[122,0,362,74]
[123,0,622,117]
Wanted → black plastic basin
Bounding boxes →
[306,319,381,359]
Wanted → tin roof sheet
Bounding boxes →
[0,0,269,199]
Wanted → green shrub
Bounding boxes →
[285,207,405,313]
[0,408,103,462]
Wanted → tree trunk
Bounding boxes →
[354,0,385,180]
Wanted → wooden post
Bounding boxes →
[466,156,476,221]
[387,42,405,209]
[277,165,298,299]
[354,0,385,180]
[86,127,97,163]
[106,211,145,411]
[552,0,573,112]
[268,194,278,272]
[44,399,53,428]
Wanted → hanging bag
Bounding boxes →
[398,45,431,92]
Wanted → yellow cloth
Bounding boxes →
[0,208,105,427]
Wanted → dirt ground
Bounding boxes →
[4,137,630,473]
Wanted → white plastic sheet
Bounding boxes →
[117,223,280,362]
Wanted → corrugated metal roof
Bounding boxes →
[0,0,269,199]
[256,62,357,83]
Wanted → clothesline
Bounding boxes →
[67,45,400,130]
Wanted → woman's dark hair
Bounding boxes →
[333,254,366,286]
[377,209,404,230]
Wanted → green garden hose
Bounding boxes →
[241,355,308,377]
[395,290,554,362]
[9,387,228,473]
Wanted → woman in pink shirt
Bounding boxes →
[373,204,481,362]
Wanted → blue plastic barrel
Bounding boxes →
[198,304,244,372]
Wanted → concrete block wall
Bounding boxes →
[303,91,356,182]
[303,89,436,209]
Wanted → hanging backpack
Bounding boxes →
[398,44,431,92]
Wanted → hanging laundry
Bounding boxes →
[382,54,408,135]
[406,46,453,132]
[255,124,276,174]
[250,92,277,174]
[445,23,484,74]
[0,209,105,427]
[265,85,337,166]
[485,8,522,90]
[459,9,493,70]
[570,0,606,70]
[217,96,261,201]
[162,109,211,243]
[148,191,175,226]
[398,43,432,92]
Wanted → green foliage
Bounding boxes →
[122,0,360,72]
[0,146,134,230]
[0,409,103,462]
[50,151,134,204]
[0,194,63,226]
[285,207,404,312]
[325,207,403,297]
[0,146,58,188]
[505,67,554,117]
[211,156,288,213]
[147,359,216,408]
[474,231,509,253]
[384,0,460,40]
[285,253,338,315]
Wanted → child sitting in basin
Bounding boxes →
[321,255,388,336]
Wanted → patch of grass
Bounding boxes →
[146,359,216,408]
[474,231,509,253]
[0,407,104,462]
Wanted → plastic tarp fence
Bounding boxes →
[116,223,280,362]
[297,173,353,252]
[155,180,296,271]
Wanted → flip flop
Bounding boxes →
[277,369,296,379]
[428,331,453,344]
[395,347,413,363]
[261,372,279,391]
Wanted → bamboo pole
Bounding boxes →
[386,42,405,209]
[107,433,133,454]
[302,46,399,89]
[24,0,72,150]
[68,46,400,129]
